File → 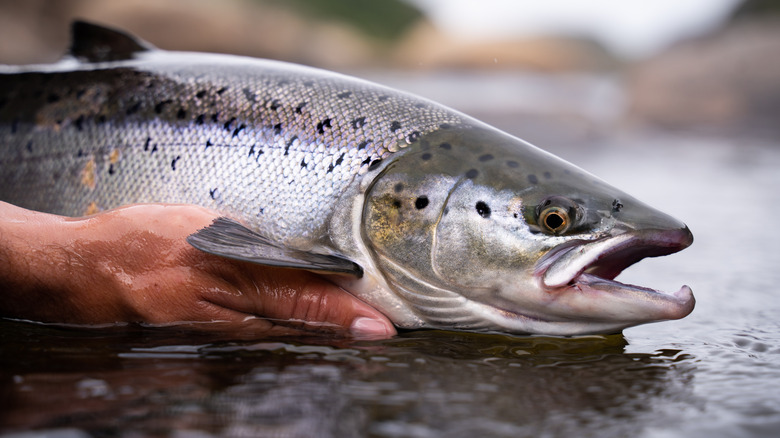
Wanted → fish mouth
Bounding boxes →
[537,228,695,321]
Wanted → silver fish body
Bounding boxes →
[0,22,694,335]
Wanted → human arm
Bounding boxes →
[0,201,395,338]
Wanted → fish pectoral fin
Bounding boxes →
[69,20,156,63]
[186,217,363,277]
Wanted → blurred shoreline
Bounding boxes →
[0,0,777,139]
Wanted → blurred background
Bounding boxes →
[3,2,780,436]
[0,0,778,141]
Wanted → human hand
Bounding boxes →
[0,202,395,338]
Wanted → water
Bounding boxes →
[2,73,780,437]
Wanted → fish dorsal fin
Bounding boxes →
[187,217,364,277]
[69,20,155,62]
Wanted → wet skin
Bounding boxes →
[0,201,396,338]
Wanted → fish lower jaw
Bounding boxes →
[536,270,695,322]
[576,272,692,299]
[569,273,695,319]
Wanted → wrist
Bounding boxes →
[0,203,128,324]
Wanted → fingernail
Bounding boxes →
[350,317,395,338]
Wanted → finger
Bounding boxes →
[203,263,397,339]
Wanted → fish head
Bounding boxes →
[362,126,694,335]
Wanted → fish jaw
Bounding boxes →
[534,226,695,328]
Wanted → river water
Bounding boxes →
[1,72,779,437]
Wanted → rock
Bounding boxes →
[393,20,617,72]
[627,19,780,135]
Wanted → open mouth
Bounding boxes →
[537,228,695,319]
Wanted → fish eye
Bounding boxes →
[540,207,569,234]
[536,196,580,234]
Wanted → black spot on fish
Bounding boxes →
[421,153,432,161]
[249,144,256,157]
[259,207,265,214]
[378,95,390,102]
[209,188,218,199]
[405,131,421,144]
[390,121,401,132]
[335,153,345,166]
[337,91,352,99]
[439,142,452,150]
[269,99,281,111]
[242,88,257,102]
[125,102,141,115]
[357,140,372,150]
[300,158,307,168]
[273,123,283,136]
[392,199,402,209]
[73,115,85,131]
[466,169,479,179]
[506,160,519,168]
[144,137,151,151]
[177,108,187,120]
[171,156,181,171]
[612,199,624,212]
[195,114,205,125]
[154,99,172,114]
[479,154,494,162]
[361,157,372,166]
[25,141,32,153]
[394,183,404,193]
[216,87,228,95]
[544,171,552,179]
[232,123,246,138]
[151,144,158,154]
[211,112,219,123]
[368,159,383,171]
[476,201,491,218]
[351,117,366,130]
[527,174,538,184]
[224,117,236,131]
[295,102,307,114]
[205,139,213,149]
[108,164,116,175]
[327,163,335,173]
[317,118,332,134]
[77,149,84,158]
[415,196,429,210]
[195,90,207,99]
[285,136,297,156]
